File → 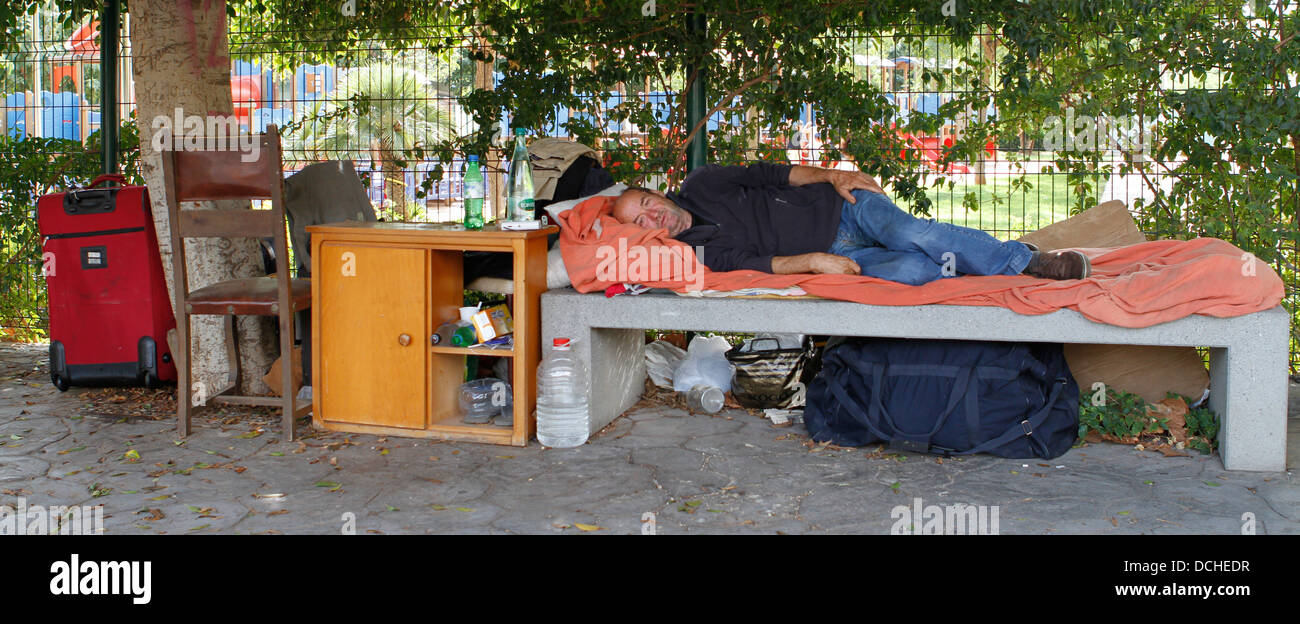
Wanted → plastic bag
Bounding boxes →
[645,340,687,388]
[672,335,735,393]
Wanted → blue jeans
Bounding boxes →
[826,190,1033,286]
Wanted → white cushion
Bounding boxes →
[547,246,570,289]
[543,183,627,225]
[463,245,571,293]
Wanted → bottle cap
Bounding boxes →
[553,338,571,348]
[467,155,478,162]
[514,128,526,136]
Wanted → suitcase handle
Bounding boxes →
[88,174,127,188]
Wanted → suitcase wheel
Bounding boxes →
[52,374,69,392]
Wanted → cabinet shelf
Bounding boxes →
[430,344,515,358]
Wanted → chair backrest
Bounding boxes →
[161,124,290,299]
[162,124,285,240]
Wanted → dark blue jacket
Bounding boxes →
[668,163,842,273]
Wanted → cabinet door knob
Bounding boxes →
[398,333,412,346]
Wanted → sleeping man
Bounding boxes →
[610,162,1089,285]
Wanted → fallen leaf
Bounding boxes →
[267,510,290,516]
[1109,517,1118,527]
[574,523,605,532]
[123,449,140,461]
[236,431,262,439]
[1156,445,1189,458]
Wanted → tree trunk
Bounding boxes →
[131,0,276,399]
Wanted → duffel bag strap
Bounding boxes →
[826,359,973,454]
[873,365,972,454]
[825,367,894,442]
[949,378,1067,457]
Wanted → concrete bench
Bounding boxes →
[541,288,1290,472]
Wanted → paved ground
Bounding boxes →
[2,341,1296,535]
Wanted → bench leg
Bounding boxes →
[1209,339,1288,471]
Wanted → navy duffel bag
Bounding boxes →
[804,338,1079,459]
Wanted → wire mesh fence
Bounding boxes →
[1,5,1296,372]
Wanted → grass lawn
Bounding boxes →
[892,172,1083,240]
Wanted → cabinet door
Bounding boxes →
[318,243,427,429]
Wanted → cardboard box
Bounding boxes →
[1020,200,1210,403]
[262,346,302,397]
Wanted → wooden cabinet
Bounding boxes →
[308,222,555,446]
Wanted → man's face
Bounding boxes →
[612,189,692,237]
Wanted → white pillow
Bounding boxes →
[543,183,627,225]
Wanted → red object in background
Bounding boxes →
[897,131,969,174]
[231,76,261,126]
[52,65,79,93]
[66,21,101,56]
[38,174,177,391]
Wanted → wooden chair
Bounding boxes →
[161,125,311,439]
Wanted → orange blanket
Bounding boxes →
[558,195,1284,328]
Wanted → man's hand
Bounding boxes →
[789,165,885,202]
[771,252,861,275]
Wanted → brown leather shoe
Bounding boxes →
[1023,250,1091,280]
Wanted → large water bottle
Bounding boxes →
[535,337,590,447]
[463,155,484,230]
[506,128,535,221]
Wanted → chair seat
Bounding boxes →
[186,277,311,315]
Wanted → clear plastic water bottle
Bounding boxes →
[463,155,484,230]
[506,128,535,221]
[535,337,589,447]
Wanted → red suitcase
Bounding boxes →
[38,173,177,390]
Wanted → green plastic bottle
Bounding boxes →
[463,155,484,230]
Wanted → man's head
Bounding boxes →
[612,186,693,237]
